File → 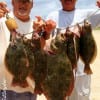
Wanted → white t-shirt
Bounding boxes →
[0,13,35,93]
[46,8,100,76]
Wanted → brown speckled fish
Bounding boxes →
[65,28,78,69]
[5,37,35,88]
[41,33,74,100]
[31,33,47,95]
[80,20,97,74]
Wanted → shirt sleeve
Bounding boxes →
[86,9,100,28]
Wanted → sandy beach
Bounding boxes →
[36,30,100,100]
[90,30,100,100]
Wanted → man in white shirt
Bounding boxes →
[0,0,56,99]
[46,0,100,100]
[0,0,38,100]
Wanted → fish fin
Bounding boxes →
[84,64,93,74]
[66,72,74,96]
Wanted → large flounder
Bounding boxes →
[31,33,47,95]
[80,20,97,74]
[65,28,79,69]
[5,37,35,88]
[41,33,74,100]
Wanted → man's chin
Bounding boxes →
[17,12,28,17]
[65,1,72,5]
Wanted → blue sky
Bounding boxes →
[1,0,98,19]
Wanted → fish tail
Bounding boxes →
[34,83,43,95]
[84,64,93,74]
[20,80,29,88]
[72,63,77,69]
[12,77,20,87]
[12,77,28,88]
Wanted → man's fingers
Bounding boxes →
[1,7,9,13]
[0,1,7,6]
[35,16,42,21]
[0,9,5,18]
[0,2,9,14]
[0,13,4,18]
[46,20,56,29]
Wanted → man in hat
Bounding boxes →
[0,0,55,100]
[0,0,37,100]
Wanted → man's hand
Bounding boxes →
[45,19,56,34]
[0,2,9,18]
[42,19,56,40]
[96,0,100,8]
[33,16,56,40]
[33,16,45,32]
[33,16,56,33]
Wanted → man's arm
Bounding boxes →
[91,0,100,28]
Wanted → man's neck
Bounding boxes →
[18,17,30,22]
[63,8,75,12]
